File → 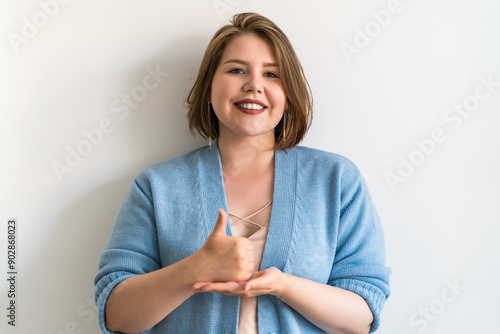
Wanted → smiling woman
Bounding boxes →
[94,12,391,334]
[187,12,312,150]
[209,34,286,143]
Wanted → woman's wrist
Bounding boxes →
[273,271,301,300]
[178,251,209,286]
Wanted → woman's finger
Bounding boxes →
[191,282,210,291]
[199,281,244,294]
[245,267,281,292]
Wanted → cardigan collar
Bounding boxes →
[198,141,297,271]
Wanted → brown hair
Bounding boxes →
[186,12,312,149]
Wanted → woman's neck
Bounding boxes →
[217,132,275,176]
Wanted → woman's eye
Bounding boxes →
[264,72,278,78]
[229,68,244,74]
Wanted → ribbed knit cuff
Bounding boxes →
[94,271,149,334]
[330,278,388,333]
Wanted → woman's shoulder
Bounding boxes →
[290,145,361,174]
[290,146,369,198]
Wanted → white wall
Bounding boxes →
[1,1,499,333]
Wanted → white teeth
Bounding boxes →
[237,103,264,110]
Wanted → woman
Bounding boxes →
[94,12,391,334]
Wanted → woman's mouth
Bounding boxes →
[234,100,267,115]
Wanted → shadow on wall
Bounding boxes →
[20,176,133,333]
[16,36,209,333]
[117,34,210,165]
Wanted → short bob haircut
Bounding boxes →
[186,12,313,150]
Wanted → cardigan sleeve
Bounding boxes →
[94,173,160,334]
[327,168,391,333]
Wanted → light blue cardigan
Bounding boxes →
[94,144,391,334]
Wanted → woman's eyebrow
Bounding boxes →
[224,59,278,67]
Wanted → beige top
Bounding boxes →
[229,201,272,334]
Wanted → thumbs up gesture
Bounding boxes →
[194,209,254,283]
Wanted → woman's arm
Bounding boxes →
[276,271,373,334]
[192,267,373,334]
[105,209,254,333]
[105,253,199,333]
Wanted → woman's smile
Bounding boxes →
[234,99,268,115]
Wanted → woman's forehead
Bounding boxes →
[220,34,277,65]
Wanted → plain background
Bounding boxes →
[1,1,499,333]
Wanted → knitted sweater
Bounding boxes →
[94,144,391,333]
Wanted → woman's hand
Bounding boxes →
[193,209,255,283]
[191,267,284,297]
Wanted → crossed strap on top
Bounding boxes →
[229,201,273,230]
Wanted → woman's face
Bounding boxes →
[210,33,286,142]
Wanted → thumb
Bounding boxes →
[210,208,228,236]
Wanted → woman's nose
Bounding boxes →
[242,73,263,93]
